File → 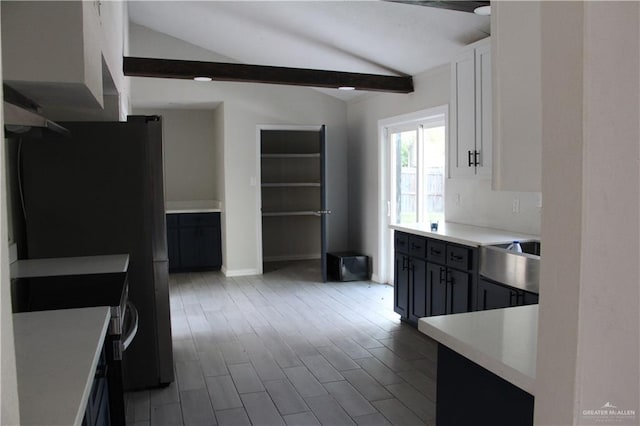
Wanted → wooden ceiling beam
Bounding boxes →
[123,57,414,94]
[385,1,490,14]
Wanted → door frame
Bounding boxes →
[255,124,325,275]
[377,105,449,285]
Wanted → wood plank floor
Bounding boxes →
[125,260,438,426]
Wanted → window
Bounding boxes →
[378,105,448,285]
[388,114,446,226]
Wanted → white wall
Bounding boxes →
[133,108,219,202]
[347,64,541,281]
[446,178,540,235]
[212,105,225,204]
[0,5,20,422]
[99,0,127,95]
[535,2,640,424]
[129,24,349,276]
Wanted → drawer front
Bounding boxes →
[166,214,179,229]
[427,239,446,264]
[408,236,427,258]
[395,232,409,254]
[179,213,219,228]
[446,244,472,270]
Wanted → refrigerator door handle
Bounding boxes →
[122,301,139,351]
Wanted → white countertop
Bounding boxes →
[418,305,537,395]
[14,307,111,426]
[166,200,221,214]
[11,254,129,278]
[390,222,538,247]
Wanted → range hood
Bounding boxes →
[3,85,69,137]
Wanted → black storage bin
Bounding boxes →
[327,252,370,281]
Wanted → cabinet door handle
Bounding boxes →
[482,289,487,310]
[439,267,445,283]
[474,150,480,167]
[450,253,463,261]
[509,291,516,306]
[402,257,409,271]
[95,364,108,379]
[468,150,474,167]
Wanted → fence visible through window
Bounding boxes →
[390,118,445,226]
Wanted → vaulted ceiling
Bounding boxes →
[127,1,490,100]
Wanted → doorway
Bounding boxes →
[378,106,448,284]
[257,125,328,280]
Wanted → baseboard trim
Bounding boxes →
[371,273,381,283]
[263,254,321,262]
[222,267,261,277]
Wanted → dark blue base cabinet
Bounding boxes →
[394,231,477,324]
[83,348,111,426]
[167,213,222,272]
[477,277,538,310]
[394,230,539,324]
[436,345,534,426]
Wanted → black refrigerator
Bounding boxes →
[19,116,174,390]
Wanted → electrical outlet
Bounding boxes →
[512,197,520,214]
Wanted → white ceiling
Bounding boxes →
[128,1,490,101]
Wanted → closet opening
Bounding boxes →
[257,125,328,281]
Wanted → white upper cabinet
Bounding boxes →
[449,38,492,179]
[1,1,106,109]
[491,2,541,192]
[475,42,492,178]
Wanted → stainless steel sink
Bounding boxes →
[488,241,541,256]
[479,240,541,294]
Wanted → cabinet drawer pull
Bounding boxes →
[411,243,422,250]
[450,253,463,261]
[430,248,441,256]
[402,257,409,271]
[468,150,474,167]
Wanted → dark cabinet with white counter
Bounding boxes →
[425,241,475,317]
[167,212,222,271]
[394,228,540,324]
[393,232,411,318]
[13,307,115,426]
[394,233,431,323]
[394,231,477,325]
[477,277,539,311]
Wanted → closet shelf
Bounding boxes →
[261,153,320,159]
[261,182,321,188]
[262,211,319,217]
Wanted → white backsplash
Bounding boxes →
[445,178,541,235]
